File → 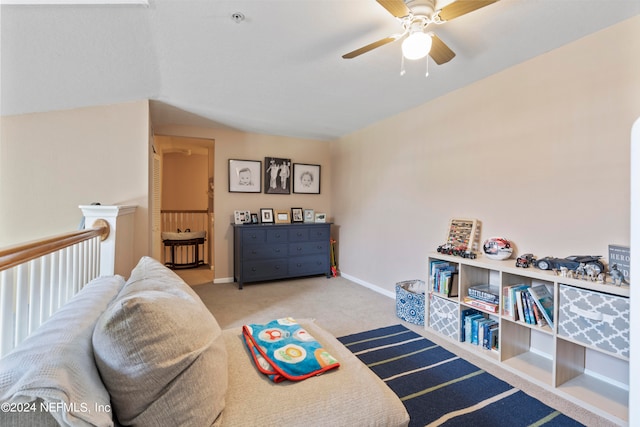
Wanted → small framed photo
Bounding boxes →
[275,210,290,224]
[229,159,261,193]
[260,208,274,224]
[234,210,251,224]
[304,209,315,223]
[293,163,321,194]
[251,213,259,224]
[315,212,326,223]
[264,157,291,194]
[291,207,304,223]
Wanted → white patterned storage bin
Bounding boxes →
[396,280,425,325]
[558,284,629,358]
[429,294,459,340]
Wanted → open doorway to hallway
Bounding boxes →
[153,135,215,282]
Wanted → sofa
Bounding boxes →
[0,256,410,427]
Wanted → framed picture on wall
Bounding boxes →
[264,157,291,194]
[229,159,261,193]
[293,163,320,194]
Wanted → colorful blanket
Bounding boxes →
[242,318,340,383]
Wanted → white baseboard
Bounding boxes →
[212,274,396,299]
[340,272,396,299]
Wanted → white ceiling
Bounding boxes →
[1,0,638,140]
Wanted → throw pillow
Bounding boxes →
[92,256,227,426]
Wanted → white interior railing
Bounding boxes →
[0,226,108,357]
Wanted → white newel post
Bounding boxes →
[79,205,137,277]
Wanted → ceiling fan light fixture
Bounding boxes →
[401,31,432,60]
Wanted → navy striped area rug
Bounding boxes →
[338,324,584,427]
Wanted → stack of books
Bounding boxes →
[502,283,554,328]
[463,284,500,313]
[429,260,458,297]
[461,308,499,351]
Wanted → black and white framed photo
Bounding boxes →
[291,207,304,223]
[260,208,274,223]
[229,159,261,193]
[264,157,291,194]
[293,163,321,194]
[304,209,315,223]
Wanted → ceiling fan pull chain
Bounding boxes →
[425,56,429,78]
[400,53,406,76]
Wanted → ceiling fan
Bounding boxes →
[342,0,498,64]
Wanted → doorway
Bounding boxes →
[152,135,215,281]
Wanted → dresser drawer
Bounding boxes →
[289,241,327,256]
[242,259,288,280]
[558,284,629,358]
[429,294,459,340]
[242,229,266,244]
[266,229,288,243]
[243,244,287,260]
[308,226,330,241]
[288,255,328,276]
[289,228,310,242]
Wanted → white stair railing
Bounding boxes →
[0,226,107,357]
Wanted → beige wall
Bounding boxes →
[331,16,640,293]
[151,125,332,281]
[0,100,150,265]
[161,152,209,211]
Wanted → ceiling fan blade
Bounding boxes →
[342,36,399,59]
[376,0,411,18]
[429,34,456,65]
[438,0,498,21]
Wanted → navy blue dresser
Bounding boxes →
[233,223,332,289]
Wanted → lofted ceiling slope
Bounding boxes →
[1,0,639,140]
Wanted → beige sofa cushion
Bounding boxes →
[221,319,410,427]
[0,275,125,427]
[92,257,227,426]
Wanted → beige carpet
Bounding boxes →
[180,267,619,427]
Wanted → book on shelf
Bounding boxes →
[467,284,500,305]
[488,324,499,351]
[502,284,529,319]
[464,313,485,343]
[526,285,554,328]
[463,296,499,313]
[482,321,499,350]
[514,288,527,323]
[527,294,548,327]
[460,308,481,342]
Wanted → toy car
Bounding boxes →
[515,253,535,268]
[533,255,604,275]
[437,243,455,255]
